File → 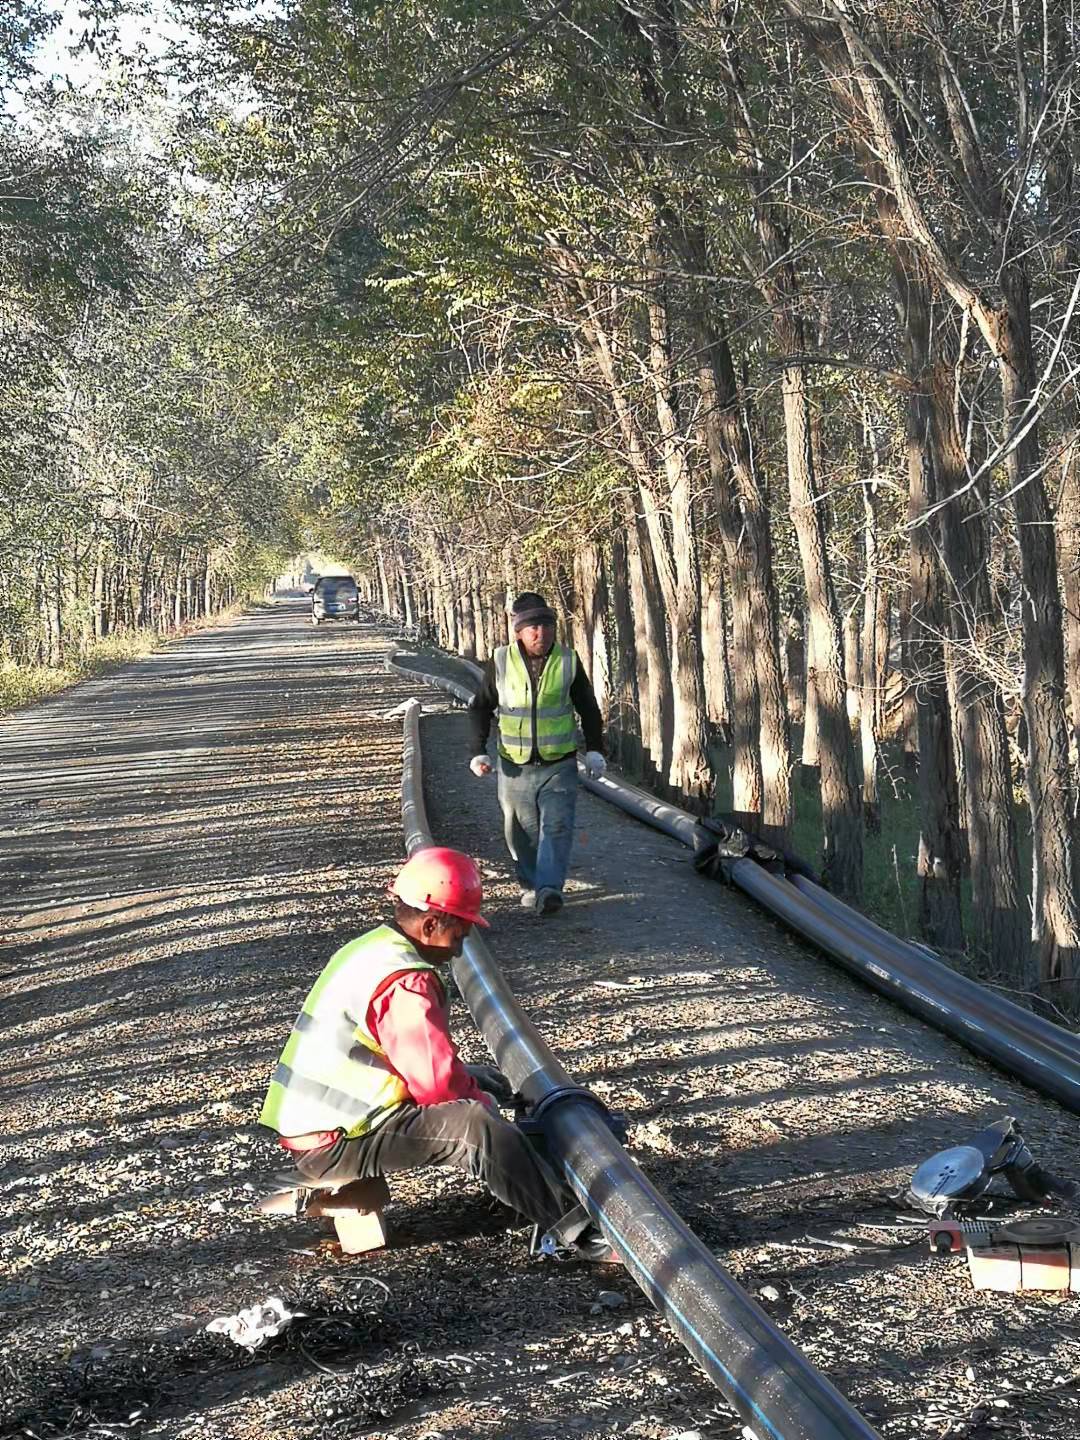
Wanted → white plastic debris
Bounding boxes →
[205,1296,302,1350]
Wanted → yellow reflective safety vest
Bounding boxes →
[494,641,577,764]
[259,925,443,1139]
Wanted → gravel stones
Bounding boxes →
[3,606,1079,1440]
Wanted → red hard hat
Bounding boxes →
[391,847,489,928]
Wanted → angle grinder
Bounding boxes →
[903,1115,1078,1218]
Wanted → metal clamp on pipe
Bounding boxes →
[691,816,821,887]
[515,1084,628,1147]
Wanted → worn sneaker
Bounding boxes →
[254,1185,314,1219]
[536,887,564,916]
[519,889,537,909]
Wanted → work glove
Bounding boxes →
[584,750,606,779]
[466,1063,515,1106]
[470,755,493,777]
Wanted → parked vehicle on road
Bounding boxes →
[311,575,360,625]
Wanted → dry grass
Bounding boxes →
[0,601,261,716]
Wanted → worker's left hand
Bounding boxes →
[467,1062,515,1106]
[584,750,606,779]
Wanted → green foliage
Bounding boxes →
[1,74,305,672]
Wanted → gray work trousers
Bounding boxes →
[496,754,578,893]
[290,1100,571,1230]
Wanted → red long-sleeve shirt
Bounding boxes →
[368,970,492,1110]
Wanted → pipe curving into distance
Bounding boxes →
[732,865,1080,1111]
[389,650,1080,1117]
[399,697,881,1440]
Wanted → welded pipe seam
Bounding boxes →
[390,650,1080,1118]
[399,695,881,1440]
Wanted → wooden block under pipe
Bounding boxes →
[308,1176,391,1255]
[333,1208,390,1254]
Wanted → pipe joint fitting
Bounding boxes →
[517,1084,628,1145]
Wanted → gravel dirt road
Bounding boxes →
[2,598,1078,1440]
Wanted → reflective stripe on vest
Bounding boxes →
[259,926,443,1140]
[494,643,576,763]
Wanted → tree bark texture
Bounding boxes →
[991,275,1080,994]
[689,292,790,838]
[1057,436,1080,771]
[777,315,862,897]
[901,268,964,950]
[608,525,642,771]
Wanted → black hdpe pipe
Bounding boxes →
[400,697,880,1440]
[390,650,1080,1117]
[733,865,1080,1111]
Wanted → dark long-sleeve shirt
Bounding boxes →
[468,645,604,761]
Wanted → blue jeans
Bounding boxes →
[496,755,578,893]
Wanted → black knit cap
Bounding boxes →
[510,591,557,631]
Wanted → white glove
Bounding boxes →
[470,755,493,777]
[584,751,606,779]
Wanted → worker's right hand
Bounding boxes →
[470,755,493,777]
[466,1062,515,1105]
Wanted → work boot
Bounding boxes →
[519,889,537,909]
[571,1228,621,1264]
[536,887,563,916]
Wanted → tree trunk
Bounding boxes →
[93,549,107,640]
[897,581,919,773]
[623,491,672,785]
[173,552,184,628]
[686,281,790,836]
[642,230,711,801]
[441,551,458,650]
[401,560,416,630]
[700,545,731,742]
[469,567,486,658]
[574,542,610,718]
[801,617,820,780]
[902,269,964,950]
[785,607,806,726]
[779,328,862,897]
[943,643,970,849]
[859,466,886,834]
[843,607,861,723]
[457,561,476,658]
[1057,439,1080,775]
[609,525,641,771]
[992,274,1080,995]
[376,547,392,614]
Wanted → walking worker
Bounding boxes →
[258,847,611,1258]
[468,591,605,916]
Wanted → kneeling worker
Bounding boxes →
[259,846,610,1258]
[468,591,606,916]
